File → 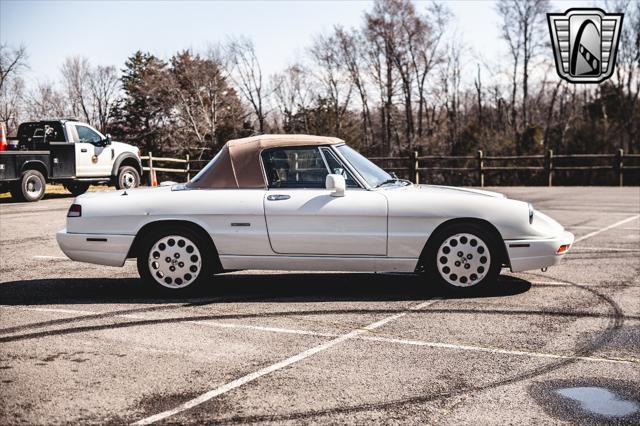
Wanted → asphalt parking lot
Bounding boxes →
[1,187,639,424]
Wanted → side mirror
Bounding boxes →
[326,174,346,197]
[103,134,112,146]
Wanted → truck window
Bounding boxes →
[17,122,66,149]
[76,125,102,145]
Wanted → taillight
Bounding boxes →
[67,204,82,217]
[557,244,570,254]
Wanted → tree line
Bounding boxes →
[1,0,638,161]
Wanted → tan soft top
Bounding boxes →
[189,134,344,189]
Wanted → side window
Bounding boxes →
[76,125,102,145]
[262,147,330,188]
[320,148,359,188]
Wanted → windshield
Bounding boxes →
[336,145,393,188]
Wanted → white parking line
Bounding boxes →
[571,246,640,252]
[359,335,636,365]
[6,306,94,315]
[569,225,640,231]
[574,214,640,243]
[33,255,69,261]
[7,304,635,367]
[189,319,637,365]
[130,299,439,425]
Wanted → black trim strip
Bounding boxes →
[86,238,107,242]
[509,243,530,248]
[231,223,251,227]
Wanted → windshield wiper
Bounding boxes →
[375,179,400,188]
[375,178,414,188]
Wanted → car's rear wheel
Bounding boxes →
[426,223,501,293]
[137,227,212,292]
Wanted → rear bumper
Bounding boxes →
[56,228,135,267]
[506,231,574,272]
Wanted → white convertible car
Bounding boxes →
[57,135,574,292]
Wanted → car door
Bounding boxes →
[73,124,112,177]
[263,146,388,256]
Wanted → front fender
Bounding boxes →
[111,152,142,176]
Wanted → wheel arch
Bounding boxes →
[127,220,222,272]
[112,153,142,177]
[21,161,49,179]
[417,217,510,271]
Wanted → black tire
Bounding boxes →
[64,181,90,197]
[115,165,140,190]
[136,226,213,293]
[425,223,502,293]
[13,169,46,202]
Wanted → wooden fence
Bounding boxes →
[141,150,640,187]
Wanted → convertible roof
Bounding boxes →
[189,134,344,189]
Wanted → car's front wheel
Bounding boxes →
[426,223,501,293]
[137,227,212,292]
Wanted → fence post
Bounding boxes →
[477,150,484,187]
[617,149,624,186]
[148,151,156,187]
[545,149,554,187]
[412,151,419,184]
[186,153,190,181]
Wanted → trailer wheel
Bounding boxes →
[13,169,46,202]
[116,165,140,190]
[64,182,90,197]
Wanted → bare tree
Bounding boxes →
[334,26,373,145]
[0,43,28,133]
[0,77,25,133]
[437,38,463,154]
[0,43,27,93]
[227,37,267,133]
[89,65,119,133]
[271,63,313,133]
[61,56,93,123]
[25,81,68,119]
[364,0,399,152]
[410,3,449,140]
[310,33,353,137]
[496,0,549,151]
[610,0,640,153]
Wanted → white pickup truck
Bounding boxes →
[0,119,142,201]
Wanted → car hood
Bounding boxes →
[381,184,562,239]
[413,184,506,198]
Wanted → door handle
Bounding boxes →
[81,148,87,153]
[267,194,290,201]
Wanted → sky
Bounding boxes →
[1,0,590,88]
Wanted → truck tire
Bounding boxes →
[13,169,46,202]
[64,182,90,197]
[116,165,140,190]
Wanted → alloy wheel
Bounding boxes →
[436,232,490,287]
[148,235,202,289]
